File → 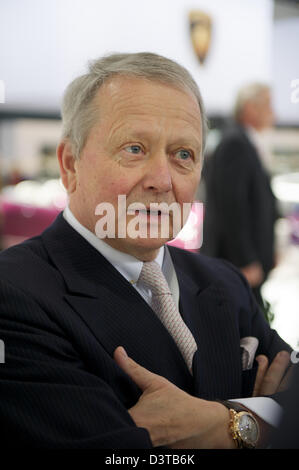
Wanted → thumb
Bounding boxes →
[252,354,268,397]
[114,346,163,392]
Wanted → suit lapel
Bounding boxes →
[42,214,193,392]
[191,283,242,399]
[169,247,242,399]
[42,215,243,399]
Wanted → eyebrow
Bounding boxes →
[110,126,202,151]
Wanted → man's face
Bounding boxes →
[68,76,202,260]
[249,90,274,130]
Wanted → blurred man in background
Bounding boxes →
[202,83,278,307]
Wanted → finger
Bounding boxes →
[278,364,294,392]
[252,355,269,397]
[260,351,291,396]
[114,346,164,392]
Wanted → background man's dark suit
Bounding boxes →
[0,214,290,448]
[271,362,299,449]
[202,125,278,282]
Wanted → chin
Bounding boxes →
[112,236,170,260]
[128,235,169,250]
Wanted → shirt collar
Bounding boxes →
[63,206,164,285]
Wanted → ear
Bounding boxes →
[57,140,78,194]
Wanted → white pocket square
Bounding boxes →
[240,336,259,370]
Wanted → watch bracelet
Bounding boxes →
[229,409,249,449]
[217,400,248,413]
[216,400,257,449]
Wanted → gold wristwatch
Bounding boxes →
[219,400,260,449]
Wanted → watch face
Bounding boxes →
[238,414,259,445]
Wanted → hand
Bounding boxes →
[114,346,234,448]
[240,262,264,287]
[253,350,292,397]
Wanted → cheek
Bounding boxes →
[174,175,200,203]
[86,166,138,205]
[109,177,133,198]
[101,174,139,206]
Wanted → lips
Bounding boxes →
[135,209,162,215]
[127,207,168,216]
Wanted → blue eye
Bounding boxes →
[125,145,142,154]
[176,149,192,160]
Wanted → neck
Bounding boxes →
[102,238,161,262]
[239,118,264,133]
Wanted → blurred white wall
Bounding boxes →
[0,0,273,116]
[272,17,299,124]
[0,120,62,177]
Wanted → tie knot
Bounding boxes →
[139,261,171,296]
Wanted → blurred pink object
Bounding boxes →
[0,198,63,249]
[167,201,203,252]
[0,197,204,251]
[289,205,299,245]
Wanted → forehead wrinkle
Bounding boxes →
[107,119,202,151]
[101,91,201,124]
[108,99,201,127]
[106,109,201,141]
[99,74,202,120]
[96,79,202,146]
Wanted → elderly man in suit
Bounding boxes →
[202,83,278,306]
[0,53,292,449]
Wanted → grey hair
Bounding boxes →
[60,52,208,160]
[234,82,270,121]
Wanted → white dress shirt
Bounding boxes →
[63,206,179,309]
[63,206,282,427]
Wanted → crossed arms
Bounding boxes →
[114,346,292,449]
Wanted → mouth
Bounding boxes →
[127,207,168,217]
[136,209,162,216]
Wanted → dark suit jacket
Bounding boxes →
[271,363,299,449]
[202,125,278,277]
[0,213,290,448]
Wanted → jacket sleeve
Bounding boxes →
[0,278,152,449]
[220,259,293,398]
[213,139,259,267]
[248,283,292,363]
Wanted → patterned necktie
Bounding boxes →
[138,260,197,373]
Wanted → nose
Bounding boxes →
[142,152,173,193]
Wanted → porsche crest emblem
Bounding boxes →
[189,10,212,64]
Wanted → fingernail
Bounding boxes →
[279,351,290,359]
[118,346,128,359]
[256,355,266,364]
